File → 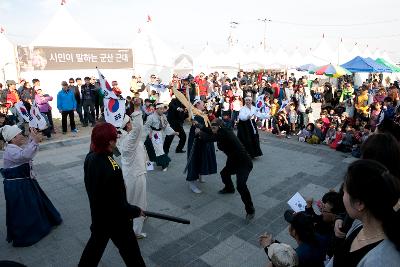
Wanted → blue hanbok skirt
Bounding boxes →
[1,163,62,247]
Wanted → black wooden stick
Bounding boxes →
[143,211,190,224]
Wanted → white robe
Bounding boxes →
[238,105,268,134]
[116,111,147,235]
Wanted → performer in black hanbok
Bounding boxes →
[186,99,217,194]
[237,96,266,158]
[196,118,255,220]
[0,125,62,247]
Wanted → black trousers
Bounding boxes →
[79,223,146,267]
[163,123,186,154]
[220,165,255,214]
[61,110,76,133]
[82,100,95,124]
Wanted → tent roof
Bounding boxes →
[341,56,392,73]
[131,22,175,67]
[311,37,335,65]
[375,58,400,72]
[0,33,16,66]
[31,7,101,47]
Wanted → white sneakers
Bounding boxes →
[136,233,147,239]
[162,167,168,172]
[189,181,202,194]
[198,176,205,183]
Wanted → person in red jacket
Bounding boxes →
[195,72,208,101]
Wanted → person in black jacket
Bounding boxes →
[197,118,255,220]
[78,122,146,267]
[81,77,97,127]
[163,96,188,154]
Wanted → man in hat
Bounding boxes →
[143,103,179,171]
[195,118,255,220]
[163,94,188,154]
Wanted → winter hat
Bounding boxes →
[0,125,22,142]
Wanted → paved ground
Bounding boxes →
[0,129,354,267]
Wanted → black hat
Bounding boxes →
[284,210,314,234]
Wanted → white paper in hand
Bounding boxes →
[287,192,307,212]
[146,161,154,171]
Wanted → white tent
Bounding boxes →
[361,45,373,59]
[335,40,351,65]
[194,44,218,74]
[31,7,101,47]
[288,48,305,68]
[0,33,18,84]
[241,46,266,71]
[266,47,288,69]
[131,21,175,83]
[348,43,362,61]
[173,48,193,77]
[311,36,335,65]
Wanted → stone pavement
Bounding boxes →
[0,131,354,267]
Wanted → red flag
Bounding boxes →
[147,15,152,22]
[61,0,66,5]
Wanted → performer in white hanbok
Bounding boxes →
[116,101,147,238]
[237,96,268,158]
[144,103,179,171]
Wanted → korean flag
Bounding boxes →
[104,97,126,128]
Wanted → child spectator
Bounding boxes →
[336,125,354,152]
[324,122,336,145]
[369,102,383,132]
[231,95,242,127]
[330,125,344,150]
[288,103,298,135]
[272,111,290,138]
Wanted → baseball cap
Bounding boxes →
[267,243,298,267]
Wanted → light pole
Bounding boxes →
[258,18,271,51]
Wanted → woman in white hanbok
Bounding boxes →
[237,96,268,158]
[117,110,147,238]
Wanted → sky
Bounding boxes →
[1,0,400,62]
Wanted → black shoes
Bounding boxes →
[218,187,235,194]
[246,212,255,221]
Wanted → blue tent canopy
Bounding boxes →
[341,56,392,73]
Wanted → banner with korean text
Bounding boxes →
[17,46,133,71]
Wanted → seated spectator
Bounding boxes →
[284,210,328,267]
[336,125,354,152]
[258,235,299,267]
[272,111,290,138]
[330,125,344,150]
[305,191,345,258]
[324,122,336,145]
